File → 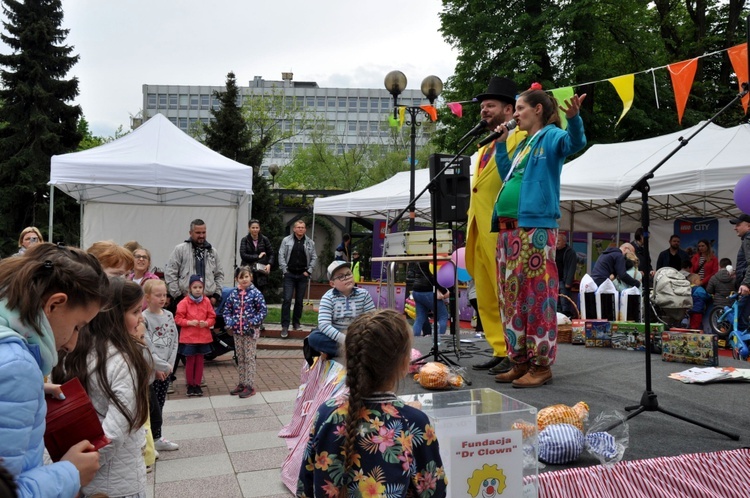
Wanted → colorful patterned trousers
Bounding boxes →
[235,334,258,388]
[496,227,559,366]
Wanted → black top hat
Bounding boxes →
[475,77,518,104]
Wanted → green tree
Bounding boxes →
[435,0,748,151]
[77,116,107,151]
[0,0,82,252]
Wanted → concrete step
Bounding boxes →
[258,326,309,350]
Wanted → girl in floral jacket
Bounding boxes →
[297,309,447,498]
[222,266,267,398]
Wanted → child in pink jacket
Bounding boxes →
[175,275,215,396]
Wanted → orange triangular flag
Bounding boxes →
[420,105,437,121]
[668,58,698,124]
[727,43,749,114]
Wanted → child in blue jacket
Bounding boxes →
[223,266,267,398]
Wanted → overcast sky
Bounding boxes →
[1,0,459,137]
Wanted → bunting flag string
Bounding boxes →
[550,86,574,129]
[420,105,438,121]
[727,43,749,113]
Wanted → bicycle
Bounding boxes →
[709,293,750,360]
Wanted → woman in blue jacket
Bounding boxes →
[491,88,587,388]
[0,244,109,497]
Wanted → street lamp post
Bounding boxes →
[384,71,443,230]
[268,163,279,189]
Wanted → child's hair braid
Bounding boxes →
[337,309,412,498]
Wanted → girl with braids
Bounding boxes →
[0,243,108,497]
[297,309,447,498]
[491,88,587,388]
[56,278,152,498]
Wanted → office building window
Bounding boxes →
[348,121,357,134]
[337,122,345,133]
[212,96,221,110]
[284,143,292,155]
[147,94,157,108]
[169,95,178,109]
[348,97,357,110]
[190,95,199,109]
[338,97,347,109]
[179,95,188,109]
[307,96,316,107]
[328,98,336,109]
[370,99,379,111]
[369,122,379,134]
[337,144,345,154]
[178,117,188,129]
[158,94,167,108]
[168,117,177,126]
[359,98,368,110]
[201,95,209,109]
[317,96,326,108]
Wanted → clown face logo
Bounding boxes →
[467,464,507,497]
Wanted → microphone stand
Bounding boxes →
[604,82,748,439]
[391,136,479,383]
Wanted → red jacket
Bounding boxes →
[175,297,215,344]
[691,253,718,287]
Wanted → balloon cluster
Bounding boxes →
[435,247,473,287]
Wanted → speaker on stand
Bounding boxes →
[429,154,470,223]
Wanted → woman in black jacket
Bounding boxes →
[239,219,274,293]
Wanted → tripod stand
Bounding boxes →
[606,83,748,440]
[391,139,477,377]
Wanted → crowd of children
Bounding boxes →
[0,231,449,498]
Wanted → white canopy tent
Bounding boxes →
[314,121,748,260]
[313,169,434,222]
[560,121,749,232]
[49,113,253,275]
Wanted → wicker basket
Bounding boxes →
[557,294,580,344]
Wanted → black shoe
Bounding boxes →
[280,327,289,339]
[186,385,195,397]
[195,386,204,397]
[293,323,301,331]
[303,337,320,367]
[488,357,513,375]
[472,356,504,371]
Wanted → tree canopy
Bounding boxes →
[0,0,82,251]
[434,0,748,151]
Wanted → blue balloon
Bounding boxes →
[456,267,472,282]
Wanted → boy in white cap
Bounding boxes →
[303,260,375,364]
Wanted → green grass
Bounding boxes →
[265,307,319,326]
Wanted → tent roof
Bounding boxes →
[313,169,434,221]
[315,122,748,231]
[50,113,253,206]
[560,121,748,226]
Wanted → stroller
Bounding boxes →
[204,286,237,363]
[648,267,693,329]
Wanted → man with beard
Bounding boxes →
[465,77,525,375]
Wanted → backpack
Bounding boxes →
[650,267,693,310]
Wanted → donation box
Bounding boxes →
[400,388,538,498]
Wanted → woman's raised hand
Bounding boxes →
[561,93,587,119]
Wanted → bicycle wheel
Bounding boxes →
[709,307,731,336]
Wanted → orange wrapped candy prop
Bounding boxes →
[513,401,590,437]
[413,362,464,390]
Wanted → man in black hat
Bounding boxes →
[466,77,526,374]
[730,213,750,330]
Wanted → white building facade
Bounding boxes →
[142,73,430,176]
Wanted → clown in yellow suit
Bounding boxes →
[466,77,525,373]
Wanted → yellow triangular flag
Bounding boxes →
[550,87,574,129]
[608,74,635,126]
[398,106,406,127]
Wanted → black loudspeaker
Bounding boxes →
[429,154,471,223]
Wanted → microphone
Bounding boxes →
[458,120,488,143]
[477,119,517,147]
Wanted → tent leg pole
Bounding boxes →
[48,186,54,242]
[307,215,316,301]
[80,203,84,247]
